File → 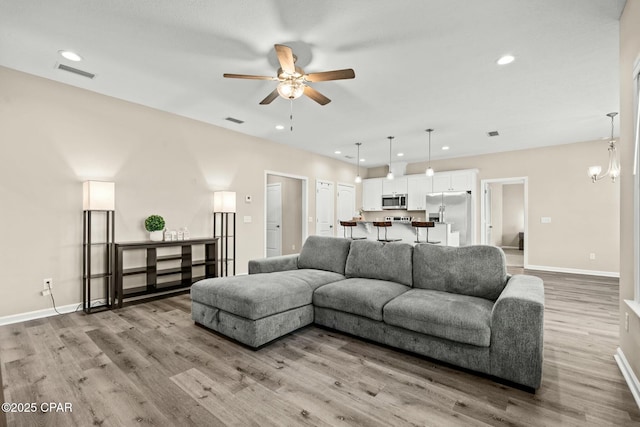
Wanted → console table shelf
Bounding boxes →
[114,238,218,308]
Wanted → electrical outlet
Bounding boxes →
[42,278,52,296]
[626,312,630,332]
[292,244,295,250]
[589,253,596,260]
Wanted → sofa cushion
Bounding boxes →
[413,244,508,301]
[344,240,413,286]
[313,277,409,321]
[298,236,352,274]
[275,269,346,291]
[383,289,494,347]
[191,272,314,320]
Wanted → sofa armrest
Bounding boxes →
[490,274,545,389]
[248,254,299,274]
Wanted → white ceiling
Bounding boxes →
[0,0,626,167]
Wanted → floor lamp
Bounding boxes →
[82,181,115,313]
[213,191,236,277]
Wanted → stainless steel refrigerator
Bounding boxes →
[424,191,472,246]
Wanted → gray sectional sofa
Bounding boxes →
[191,236,545,389]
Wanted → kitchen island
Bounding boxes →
[342,221,460,246]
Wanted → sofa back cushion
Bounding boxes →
[298,236,352,275]
[413,244,507,301]
[345,240,413,286]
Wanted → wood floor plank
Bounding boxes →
[1,269,639,426]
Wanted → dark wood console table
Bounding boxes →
[114,238,218,308]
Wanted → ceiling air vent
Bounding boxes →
[344,155,354,159]
[57,63,95,79]
[487,130,500,137]
[225,117,244,124]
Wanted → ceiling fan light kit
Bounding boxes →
[224,44,355,106]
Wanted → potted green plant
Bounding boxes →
[145,214,165,241]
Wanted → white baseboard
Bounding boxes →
[615,347,640,410]
[0,299,105,326]
[525,264,620,278]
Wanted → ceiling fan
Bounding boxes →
[223,44,355,106]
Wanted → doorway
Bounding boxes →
[265,171,308,257]
[481,177,528,268]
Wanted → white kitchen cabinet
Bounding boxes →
[362,178,383,211]
[407,175,432,211]
[382,176,408,195]
[432,170,475,192]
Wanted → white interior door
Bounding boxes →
[484,185,493,245]
[316,180,334,236]
[266,183,282,257]
[337,183,356,238]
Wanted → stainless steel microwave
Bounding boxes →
[381,194,407,210]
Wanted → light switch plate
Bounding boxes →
[243,216,252,223]
[541,217,551,224]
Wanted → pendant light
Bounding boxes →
[588,112,620,183]
[354,142,363,183]
[386,136,394,180]
[425,128,435,177]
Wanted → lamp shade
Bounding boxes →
[82,181,115,211]
[213,191,236,213]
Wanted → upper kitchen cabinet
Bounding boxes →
[362,178,383,211]
[407,175,432,211]
[382,176,408,195]
[431,170,477,192]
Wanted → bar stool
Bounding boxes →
[412,221,440,244]
[372,221,402,242]
[339,221,367,240]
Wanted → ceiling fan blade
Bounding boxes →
[274,44,295,75]
[259,89,280,105]
[305,69,355,82]
[304,86,331,105]
[223,73,276,80]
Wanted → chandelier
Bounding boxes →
[588,112,620,183]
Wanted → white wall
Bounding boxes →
[0,66,359,317]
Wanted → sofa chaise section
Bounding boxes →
[191,236,350,347]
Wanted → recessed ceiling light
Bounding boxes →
[442,146,450,150]
[397,152,404,157]
[496,54,515,65]
[360,159,365,162]
[59,50,83,62]
[334,150,341,154]
[275,125,284,130]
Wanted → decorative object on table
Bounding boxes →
[588,112,620,183]
[82,180,115,314]
[182,227,190,240]
[213,191,236,277]
[144,214,165,241]
[425,128,435,177]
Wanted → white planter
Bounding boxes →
[149,230,164,241]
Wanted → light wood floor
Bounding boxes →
[1,269,639,426]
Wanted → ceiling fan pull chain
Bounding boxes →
[290,99,294,132]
